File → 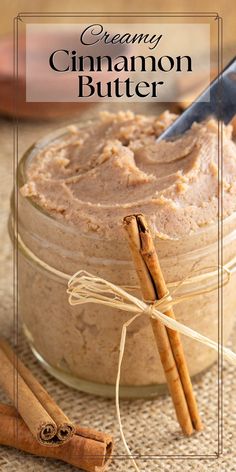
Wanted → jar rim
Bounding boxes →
[9,214,236,292]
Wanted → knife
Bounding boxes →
[157,56,236,141]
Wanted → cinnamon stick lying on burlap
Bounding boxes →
[0,403,113,472]
[123,214,203,435]
[0,338,75,445]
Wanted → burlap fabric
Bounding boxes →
[0,115,235,471]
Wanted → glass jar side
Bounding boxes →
[11,216,236,398]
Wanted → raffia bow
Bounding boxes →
[67,268,236,472]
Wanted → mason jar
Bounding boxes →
[9,124,236,398]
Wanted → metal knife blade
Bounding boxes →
[157,56,236,142]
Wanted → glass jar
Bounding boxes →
[9,125,236,398]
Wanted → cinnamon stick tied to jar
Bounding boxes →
[123,214,203,435]
[0,403,113,472]
[0,338,75,445]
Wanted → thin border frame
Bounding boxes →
[12,11,223,462]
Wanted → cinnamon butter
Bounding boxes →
[13,111,236,397]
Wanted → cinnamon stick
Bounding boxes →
[0,338,75,445]
[137,214,203,432]
[123,214,198,435]
[0,403,113,472]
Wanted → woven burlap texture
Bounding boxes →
[0,117,235,472]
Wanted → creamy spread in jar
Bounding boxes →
[21,110,236,238]
[16,111,236,396]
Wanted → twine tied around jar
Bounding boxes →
[67,267,236,472]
